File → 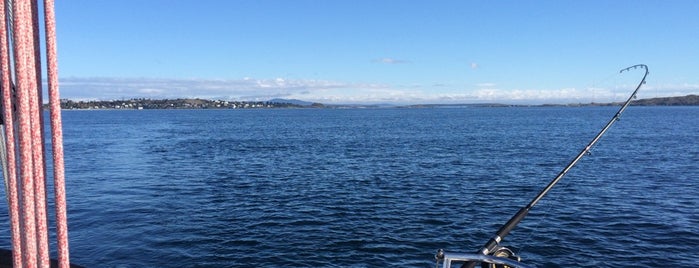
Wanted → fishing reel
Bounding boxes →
[434,246,524,268]
[481,245,521,268]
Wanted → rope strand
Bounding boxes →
[44,0,71,266]
[0,1,23,266]
[11,0,40,266]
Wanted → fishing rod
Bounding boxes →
[450,64,649,268]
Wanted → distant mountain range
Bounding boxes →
[57,95,699,110]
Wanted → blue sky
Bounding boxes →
[52,1,699,104]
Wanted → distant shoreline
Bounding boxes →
[55,94,698,110]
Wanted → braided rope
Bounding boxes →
[0,0,70,267]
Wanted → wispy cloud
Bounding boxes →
[476,82,496,88]
[374,57,410,64]
[470,62,479,69]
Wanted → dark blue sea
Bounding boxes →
[1,106,698,267]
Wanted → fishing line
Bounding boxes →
[586,69,626,104]
[516,69,630,256]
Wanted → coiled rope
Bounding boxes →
[0,0,69,267]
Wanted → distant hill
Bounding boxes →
[631,94,699,106]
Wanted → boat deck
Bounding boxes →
[0,249,84,268]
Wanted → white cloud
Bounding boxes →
[137,88,164,94]
[635,83,699,99]
[54,76,697,105]
[476,82,496,88]
[374,58,410,64]
[57,77,400,103]
[470,62,479,69]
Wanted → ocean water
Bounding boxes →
[1,106,698,267]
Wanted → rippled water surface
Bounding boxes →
[1,106,698,267]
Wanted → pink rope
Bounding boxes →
[11,0,40,266]
[1,0,71,267]
[44,0,71,266]
[28,0,51,266]
[0,1,24,266]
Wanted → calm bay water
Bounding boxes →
[1,106,698,267]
